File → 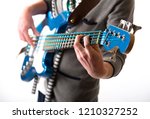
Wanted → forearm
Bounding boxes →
[24,0,47,16]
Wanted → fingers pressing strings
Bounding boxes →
[74,35,97,62]
[27,28,39,46]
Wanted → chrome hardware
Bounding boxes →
[118,19,142,34]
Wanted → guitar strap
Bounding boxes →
[68,0,100,25]
[44,0,101,102]
[44,51,63,102]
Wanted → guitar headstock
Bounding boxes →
[101,20,141,54]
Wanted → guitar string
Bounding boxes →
[37,33,102,41]
[34,30,102,44]
[35,33,102,50]
[30,28,123,52]
[32,28,124,45]
[33,30,123,51]
[32,30,102,39]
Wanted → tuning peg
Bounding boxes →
[117,32,121,38]
[126,21,132,32]
[118,19,142,34]
[118,20,131,31]
[118,19,127,29]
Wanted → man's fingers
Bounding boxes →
[19,32,26,42]
[74,35,84,51]
[74,35,88,61]
[31,25,40,36]
[24,30,34,46]
[92,44,100,51]
[84,36,100,52]
[83,36,91,48]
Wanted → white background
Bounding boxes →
[0,0,149,102]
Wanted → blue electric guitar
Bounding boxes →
[20,11,135,82]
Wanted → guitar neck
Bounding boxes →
[37,30,103,51]
[34,24,133,54]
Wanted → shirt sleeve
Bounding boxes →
[107,0,135,26]
[103,0,134,77]
[103,49,127,77]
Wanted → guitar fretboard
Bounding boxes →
[36,30,103,51]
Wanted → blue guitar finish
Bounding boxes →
[36,11,70,33]
[20,11,135,82]
[21,11,70,81]
[21,53,36,81]
[101,25,131,53]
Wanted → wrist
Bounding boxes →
[23,6,33,16]
[100,62,113,79]
[88,62,113,79]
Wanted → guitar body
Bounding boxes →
[21,11,70,81]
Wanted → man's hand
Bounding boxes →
[74,35,113,79]
[18,7,39,46]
